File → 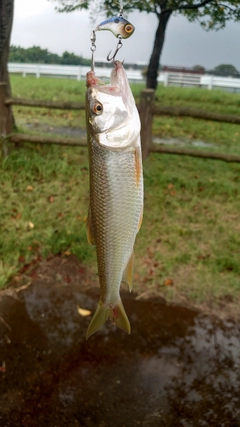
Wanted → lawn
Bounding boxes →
[1,74,240,319]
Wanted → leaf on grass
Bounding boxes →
[77,306,91,317]
[164,183,176,196]
[64,250,71,256]
[27,185,34,191]
[164,278,174,286]
[197,254,210,260]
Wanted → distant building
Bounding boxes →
[162,66,204,75]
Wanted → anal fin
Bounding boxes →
[122,250,134,292]
[138,208,143,232]
[86,207,95,246]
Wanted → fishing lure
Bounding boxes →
[95,16,135,39]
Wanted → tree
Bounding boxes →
[52,0,240,90]
[61,50,84,65]
[193,65,205,73]
[213,63,238,76]
[0,0,15,136]
[9,45,92,66]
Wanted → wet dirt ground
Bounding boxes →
[1,256,240,427]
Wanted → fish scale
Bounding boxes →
[89,140,141,304]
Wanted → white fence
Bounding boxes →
[8,63,240,92]
[160,72,240,92]
[8,63,142,82]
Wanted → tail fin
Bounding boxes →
[86,299,131,339]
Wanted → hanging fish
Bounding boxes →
[95,16,135,39]
[85,60,143,339]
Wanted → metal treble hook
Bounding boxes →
[107,36,123,62]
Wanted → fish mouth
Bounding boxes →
[86,61,124,90]
[86,71,105,88]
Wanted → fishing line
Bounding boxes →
[119,0,123,16]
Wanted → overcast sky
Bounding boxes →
[11,0,240,70]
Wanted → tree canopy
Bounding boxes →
[51,1,240,88]
[213,63,239,75]
[9,45,91,65]
[53,0,240,30]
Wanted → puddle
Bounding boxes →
[24,122,87,139]
[153,137,215,148]
[20,123,215,150]
[1,257,240,427]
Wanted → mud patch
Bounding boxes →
[0,256,240,426]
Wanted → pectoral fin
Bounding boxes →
[86,207,95,246]
[122,250,134,292]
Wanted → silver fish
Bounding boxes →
[95,16,135,39]
[85,60,143,339]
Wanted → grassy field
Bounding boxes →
[1,74,240,319]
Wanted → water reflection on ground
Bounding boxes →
[0,278,240,427]
[153,136,215,148]
[22,122,215,150]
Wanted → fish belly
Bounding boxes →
[89,138,143,305]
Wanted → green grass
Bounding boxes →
[0,144,93,287]
[155,85,240,115]
[152,116,240,155]
[11,75,87,128]
[11,75,87,101]
[152,86,240,155]
[138,154,240,306]
[1,74,240,317]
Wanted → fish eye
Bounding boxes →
[124,24,133,34]
[92,102,103,115]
